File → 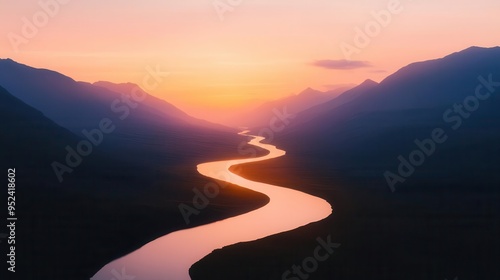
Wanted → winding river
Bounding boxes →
[92,132,332,280]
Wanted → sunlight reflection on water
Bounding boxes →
[92,132,332,280]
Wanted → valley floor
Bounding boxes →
[190,155,500,280]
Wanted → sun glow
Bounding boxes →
[1,0,499,123]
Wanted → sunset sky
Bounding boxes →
[1,0,499,122]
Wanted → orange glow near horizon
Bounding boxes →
[1,0,500,123]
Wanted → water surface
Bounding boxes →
[92,132,332,280]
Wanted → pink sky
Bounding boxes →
[1,0,499,122]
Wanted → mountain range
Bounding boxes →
[275,46,500,186]
[192,46,500,280]
[2,46,500,279]
[0,59,268,279]
[224,84,355,128]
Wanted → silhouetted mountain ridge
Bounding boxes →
[275,46,500,188]
[0,78,268,279]
[93,81,227,130]
[0,59,247,168]
[192,46,500,280]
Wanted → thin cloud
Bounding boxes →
[312,59,372,70]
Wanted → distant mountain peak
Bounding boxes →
[93,81,141,91]
[94,80,135,86]
[0,58,76,88]
[463,45,499,52]
[444,45,500,59]
[298,87,321,96]
[360,79,378,86]
[0,58,22,66]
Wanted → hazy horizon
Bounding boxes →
[2,0,499,123]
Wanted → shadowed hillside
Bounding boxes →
[191,46,500,280]
[0,83,269,279]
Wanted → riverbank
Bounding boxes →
[6,127,270,280]
[92,133,331,280]
[190,155,500,279]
